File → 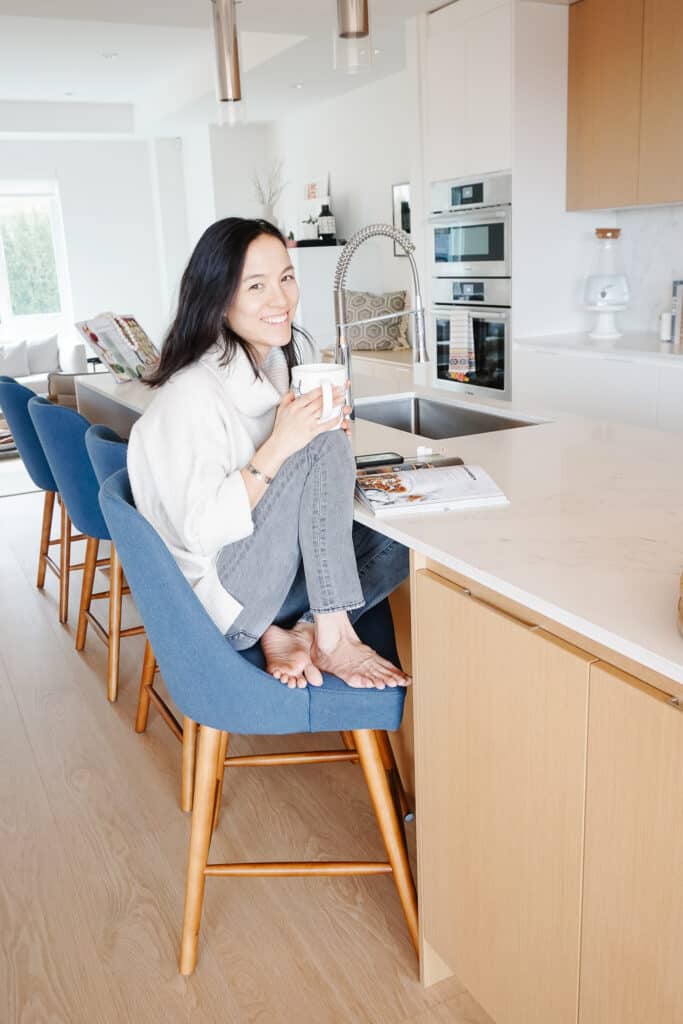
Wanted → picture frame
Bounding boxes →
[391,182,411,257]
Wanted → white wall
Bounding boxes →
[272,71,415,297]
[181,126,217,251]
[0,139,165,345]
[512,1,604,340]
[149,136,190,325]
[210,121,278,221]
[615,204,683,333]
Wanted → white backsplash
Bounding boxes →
[616,205,683,333]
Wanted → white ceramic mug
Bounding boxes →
[290,362,347,426]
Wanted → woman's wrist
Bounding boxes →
[253,435,286,479]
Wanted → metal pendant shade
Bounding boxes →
[337,0,369,39]
[212,0,242,103]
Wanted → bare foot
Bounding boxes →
[260,622,323,690]
[310,635,411,691]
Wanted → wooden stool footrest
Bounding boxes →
[204,861,393,877]
[225,750,359,767]
[148,687,184,741]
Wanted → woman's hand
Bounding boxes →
[268,385,349,461]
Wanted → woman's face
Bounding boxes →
[226,234,300,360]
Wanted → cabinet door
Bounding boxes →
[579,663,683,1024]
[512,346,659,428]
[425,0,512,182]
[413,569,591,1023]
[567,0,644,210]
[639,0,683,204]
[656,363,683,433]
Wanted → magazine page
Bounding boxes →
[356,463,508,516]
[113,315,160,368]
[75,313,157,382]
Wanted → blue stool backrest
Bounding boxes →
[99,468,311,734]
[0,377,57,492]
[28,396,108,540]
[85,424,127,486]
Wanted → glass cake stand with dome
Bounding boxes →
[583,227,630,340]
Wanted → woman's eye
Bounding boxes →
[249,282,263,291]
[282,273,295,283]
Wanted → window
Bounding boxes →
[0,183,70,325]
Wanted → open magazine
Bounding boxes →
[75,312,160,382]
[355,458,509,517]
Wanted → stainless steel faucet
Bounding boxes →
[333,223,429,410]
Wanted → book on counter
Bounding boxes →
[355,456,509,517]
[75,312,160,383]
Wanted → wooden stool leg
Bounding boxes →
[179,725,222,976]
[211,731,230,831]
[135,640,157,733]
[37,490,55,589]
[181,717,199,813]
[75,536,99,651]
[377,730,413,822]
[340,730,355,750]
[353,729,419,954]
[106,547,123,703]
[58,503,72,624]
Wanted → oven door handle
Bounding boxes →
[430,308,509,321]
[429,207,510,225]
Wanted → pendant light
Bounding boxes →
[211,0,242,103]
[334,0,373,74]
[337,0,369,38]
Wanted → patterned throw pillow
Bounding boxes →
[343,289,411,351]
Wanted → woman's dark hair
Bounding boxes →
[146,217,308,388]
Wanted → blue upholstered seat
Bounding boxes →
[0,377,57,492]
[28,396,109,539]
[85,424,128,485]
[99,468,405,735]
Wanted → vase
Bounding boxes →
[257,204,276,226]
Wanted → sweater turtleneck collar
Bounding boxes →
[199,342,285,418]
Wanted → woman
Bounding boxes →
[127,217,409,691]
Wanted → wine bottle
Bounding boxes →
[317,203,336,242]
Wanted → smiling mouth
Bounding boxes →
[261,313,289,325]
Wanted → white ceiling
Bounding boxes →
[0,0,440,132]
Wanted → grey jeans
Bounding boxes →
[217,430,409,650]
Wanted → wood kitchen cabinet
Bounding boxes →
[638,0,683,204]
[568,0,683,209]
[413,567,592,1023]
[566,0,644,210]
[579,662,683,1024]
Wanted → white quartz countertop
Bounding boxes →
[77,372,683,691]
[514,330,683,366]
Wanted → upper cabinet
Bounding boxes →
[638,0,683,204]
[424,0,512,183]
[567,0,683,210]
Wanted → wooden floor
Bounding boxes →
[0,490,493,1024]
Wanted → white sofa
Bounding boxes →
[0,334,88,395]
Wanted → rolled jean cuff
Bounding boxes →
[300,598,366,622]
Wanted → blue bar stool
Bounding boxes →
[85,424,194,804]
[0,375,86,620]
[100,467,418,975]
[29,398,143,701]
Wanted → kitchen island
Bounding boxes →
[76,372,683,1024]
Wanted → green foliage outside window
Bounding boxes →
[0,208,61,316]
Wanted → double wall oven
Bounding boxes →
[429,172,512,400]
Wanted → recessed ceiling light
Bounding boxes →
[373,48,380,55]
[102,51,119,59]
[292,82,303,89]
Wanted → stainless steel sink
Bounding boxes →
[354,393,534,440]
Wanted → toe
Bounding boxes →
[303,663,323,687]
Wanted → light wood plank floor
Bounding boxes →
[0,490,494,1024]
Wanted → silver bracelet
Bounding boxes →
[245,461,273,486]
